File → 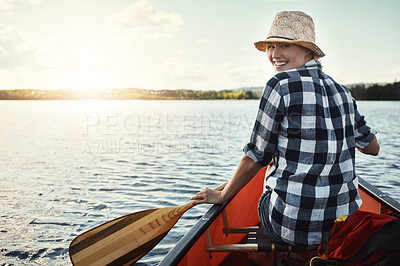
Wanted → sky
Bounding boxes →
[0,0,399,91]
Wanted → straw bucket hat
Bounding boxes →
[255,11,325,58]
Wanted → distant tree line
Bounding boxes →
[0,82,399,100]
[348,82,400,100]
[0,88,258,100]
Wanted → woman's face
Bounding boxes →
[267,43,313,73]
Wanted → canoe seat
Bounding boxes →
[205,226,304,253]
[247,226,304,252]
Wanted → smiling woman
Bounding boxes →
[191,11,380,265]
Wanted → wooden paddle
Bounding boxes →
[69,181,228,266]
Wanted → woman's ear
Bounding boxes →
[312,52,319,60]
[306,49,316,60]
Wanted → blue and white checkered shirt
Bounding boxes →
[244,60,376,249]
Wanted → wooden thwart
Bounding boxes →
[221,209,258,234]
[206,226,302,253]
[206,209,302,254]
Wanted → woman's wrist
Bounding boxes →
[219,188,233,203]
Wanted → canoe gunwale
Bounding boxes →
[159,200,231,266]
[358,177,400,213]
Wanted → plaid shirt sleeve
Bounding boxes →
[243,77,286,167]
[353,98,377,149]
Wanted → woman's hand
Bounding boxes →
[191,155,262,206]
[191,188,225,205]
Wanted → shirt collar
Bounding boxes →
[302,59,322,70]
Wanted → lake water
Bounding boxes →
[0,100,399,265]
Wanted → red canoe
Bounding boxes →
[159,167,400,265]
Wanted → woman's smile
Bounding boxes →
[273,60,289,68]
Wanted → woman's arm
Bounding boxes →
[191,155,262,205]
[357,136,380,156]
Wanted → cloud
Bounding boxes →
[0,45,8,56]
[0,24,36,67]
[0,0,42,18]
[196,38,210,44]
[172,48,192,55]
[391,66,400,75]
[0,0,14,18]
[105,0,183,38]
[33,34,73,70]
[0,68,15,88]
[391,66,400,82]
[163,57,209,82]
[0,24,41,88]
[0,23,73,89]
[161,57,266,90]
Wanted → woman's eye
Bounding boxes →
[267,45,274,50]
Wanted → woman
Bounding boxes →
[191,10,379,261]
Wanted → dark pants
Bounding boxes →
[257,186,288,245]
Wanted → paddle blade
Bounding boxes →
[69,203,193,265]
